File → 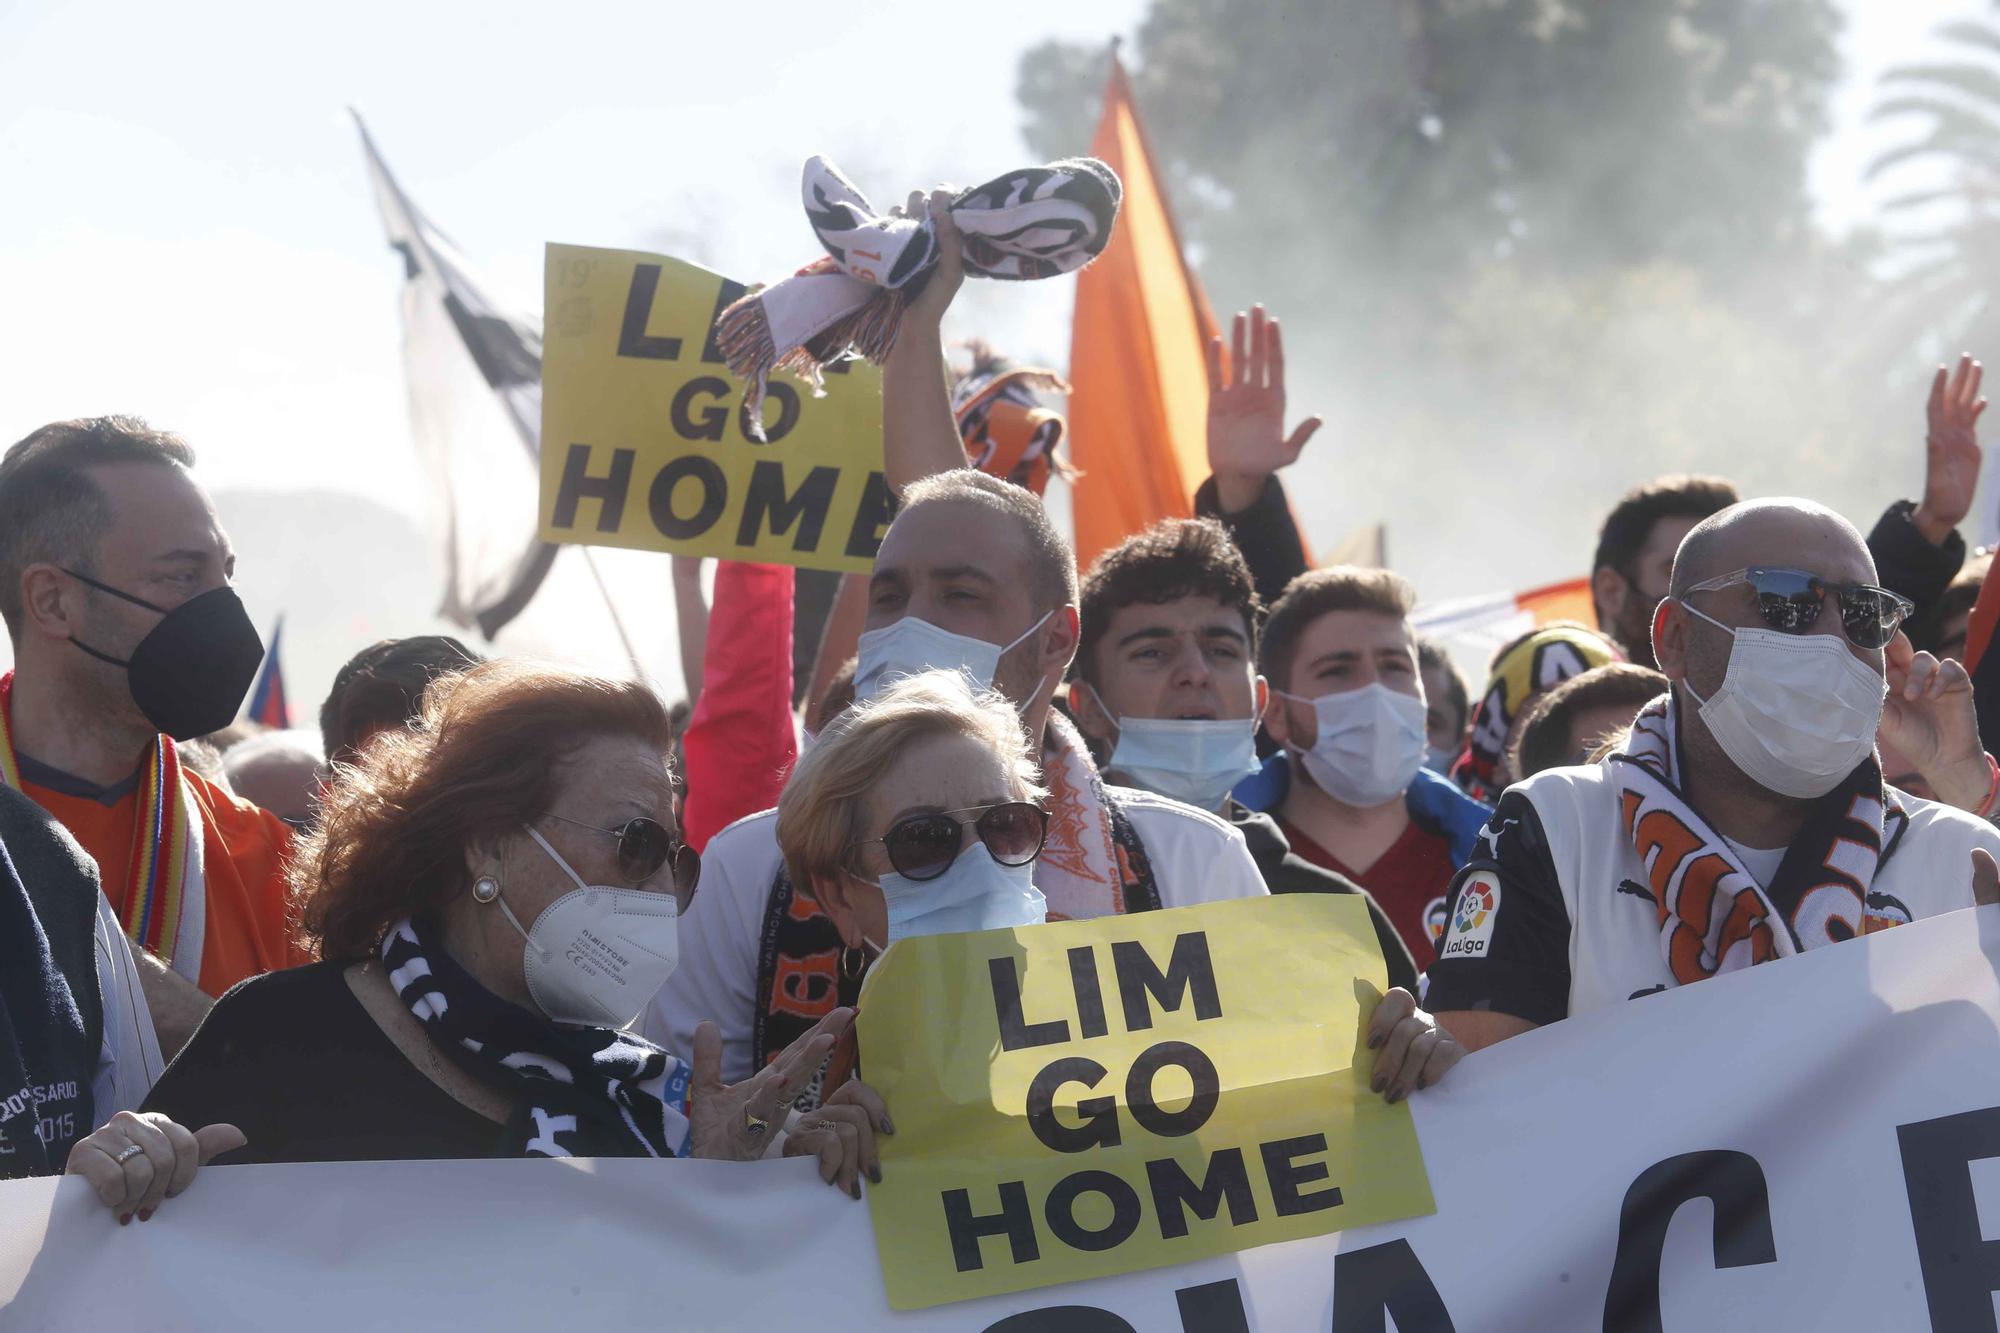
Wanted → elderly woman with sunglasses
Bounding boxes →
[81,662,886,1221]
[773,670,1050,1095]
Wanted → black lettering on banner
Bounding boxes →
[844,471,898,560]
[1111,933,1222,1033]
[1261,1133,1344,1217]
[1174,1279,1251,1333]
[647,456,727,540]
[1330,1239,1458,1333]
[1125,1041,1220,1138]
[699,279,750,364]
[743,380,803,445]
[1026,1057,1121,1154]
[1146,1149,1256,1240]
[1899,1105,2000,1332]
[1044,1170,1142,1253]
[616,265,683,360]
[991,956,1070,1052]
[943,1181,1040,1273]
[735,461,838,551]
[979,1309,1135,1333]
[1602,1150,1775,1333]
[550,445,634,532]
[1069,946,1108,1039]
[671,377,732,442]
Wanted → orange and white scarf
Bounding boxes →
[0,672,205,982]
[1610,693,1904,987]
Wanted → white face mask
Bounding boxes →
[1681,604,1885,799]
[870,842,1048,946]
[1277,682,1429,808]
[852,611,1054,703]
[493,827,682,1029]
[1086,685,1260,812]
[1424,744,1458,775]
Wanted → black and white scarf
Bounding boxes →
[716,155,1121,435]
[381,917,691,1159]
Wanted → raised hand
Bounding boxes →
[1880,630,1992,812]
[1914,353,1987,545]
[900,188,965,333]
[1205,305,1323,514]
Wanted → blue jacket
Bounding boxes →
[1232,754,1492,870]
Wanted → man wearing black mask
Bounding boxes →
[1590,475,1741,670]
[0,418,301,1058]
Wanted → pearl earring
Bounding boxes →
[472,876,500,904]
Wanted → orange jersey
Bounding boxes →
[20,769,309,996]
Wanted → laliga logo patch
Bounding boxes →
[1438,873,1501,960]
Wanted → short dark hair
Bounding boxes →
[1416,634,1469,733]
[1515,662,1668,778]
[319,635,482,761]
[1258,566,1417,692]
[0,417,197,642]
[1591,475,1739,580]
[1072,519,1258,686]
[898,468,1078,613]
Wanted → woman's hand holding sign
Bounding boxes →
[1367,989,1464,1104]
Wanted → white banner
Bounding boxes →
[8,907,2000,1330]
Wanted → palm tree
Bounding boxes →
[1867,13,2000,361]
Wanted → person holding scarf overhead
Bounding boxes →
[0,418,302,1062]
[135,661,885,1200]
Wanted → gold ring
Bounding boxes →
[807,1119,835,1133]
[744,1108,769,1136]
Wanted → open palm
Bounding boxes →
[1206,305,1322,511]
[1917,353,1987,540]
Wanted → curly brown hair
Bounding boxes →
[294,659,674,961]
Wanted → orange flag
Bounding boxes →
[1067,53,1223,568]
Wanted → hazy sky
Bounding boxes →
[0,0,1985,700]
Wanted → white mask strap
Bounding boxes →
[1002,607,1057,656]
[527,825,591,893]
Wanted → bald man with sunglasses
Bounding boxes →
[1419,498,2000,1052]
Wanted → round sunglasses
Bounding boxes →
[867,801,1048,883]
[1682,565,1915,651]
[543,812,701,909]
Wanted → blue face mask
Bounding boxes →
[869,843,1048,947]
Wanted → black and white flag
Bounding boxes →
[355,113,555,639]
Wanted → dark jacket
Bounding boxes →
[1868,499,1964,653]
[1195,474,1311,609]
[0,786,102,1177]
[1226,801,1420,993]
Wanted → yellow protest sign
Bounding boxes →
[538,243,888,572]
[858,894,1435,1309]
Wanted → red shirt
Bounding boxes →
[1278,815,1458,968]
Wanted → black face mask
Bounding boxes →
[62,570,265,741]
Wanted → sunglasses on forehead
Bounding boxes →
[543,812,701,908]
[1682,566,1915,651]
[868,801,1049,883]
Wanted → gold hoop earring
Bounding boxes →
[472,876,500,904]
[839,945,868,982]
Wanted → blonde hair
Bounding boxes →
[776,670,1045,892]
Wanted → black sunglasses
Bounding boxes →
[544,812,701,908]
[868,802,1048,883]
[1684,566,1915,651]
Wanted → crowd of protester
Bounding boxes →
[4,190,1999,1251]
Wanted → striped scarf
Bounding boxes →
[716,155,1121,436]
[381,917,692,1159]
[1610,693,1909,987]
[0,672,204,982]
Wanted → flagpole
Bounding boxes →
[576,547,646,682]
